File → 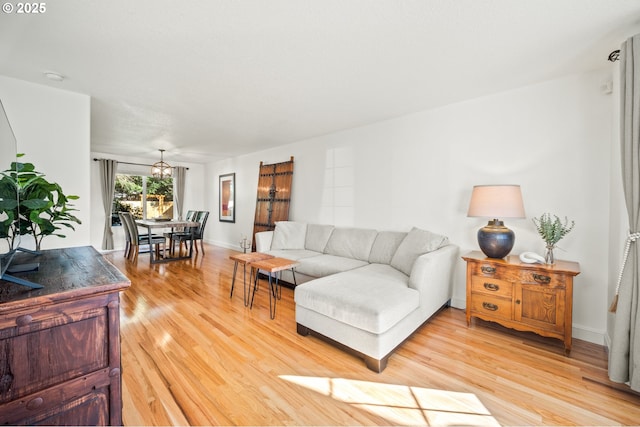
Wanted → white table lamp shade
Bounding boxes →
[467,185,525,219]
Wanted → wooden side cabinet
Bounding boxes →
[0,247,130,425]
[462,251,580,353]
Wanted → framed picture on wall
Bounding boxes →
[219,173,235,223]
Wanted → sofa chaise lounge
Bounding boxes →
[255,221,458,372]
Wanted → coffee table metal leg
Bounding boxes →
[250,269,259,309]
[230,261,238,298]
[244,265,254,307]
[269,273,276,319]
[275,271,282,300]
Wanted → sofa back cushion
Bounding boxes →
[305,224,335,252]
[271,221,307,250]
[390,227,449,275]
[324,227,378,262]
[368,231,407,264]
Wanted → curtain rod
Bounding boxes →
[93,158,189,170]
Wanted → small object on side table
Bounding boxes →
[239,236,251,253]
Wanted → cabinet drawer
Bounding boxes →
[0,369,111,425]
[468,262,510,279]
[0,294,112,332]
[470,275,513,298]
[470,294,512,321]
[520,270,565,288]
[0,305,109,403]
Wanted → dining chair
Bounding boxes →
[164,210,196,255]
[118,212,132,259]
[120,212,166,261]
[172,210,209,255]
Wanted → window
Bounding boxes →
[112,174,173,224]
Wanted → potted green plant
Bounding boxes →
[0,154,81,252]
[532,213,575,264]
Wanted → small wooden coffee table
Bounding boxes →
[229,252,274,306]
[248,257,298,319]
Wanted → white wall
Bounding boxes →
[89,152,206,251]
[0,68,618,345]
[207,69,615,345]
[0,74,210,254]
[0,75,91,250]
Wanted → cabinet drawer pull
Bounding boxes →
[482,302,499,311]
[533,274,551,284]
[483,282,500,291]
[26,397,44,410]
[16,314,33,326]
[481,266,496,274]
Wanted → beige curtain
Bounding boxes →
[609,34,640,392]
[173,166,187,220]
[99,159,118,250]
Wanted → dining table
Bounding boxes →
[135,218,200,264]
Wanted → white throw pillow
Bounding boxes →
[390,227,448,275]
[271,221,307,250]
[369,231,407,264]
[323,227,378,262]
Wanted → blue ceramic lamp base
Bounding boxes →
[477,219,515,259]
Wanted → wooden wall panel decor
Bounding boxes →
[252,157,294,250]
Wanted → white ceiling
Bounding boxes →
[1,0,640,164]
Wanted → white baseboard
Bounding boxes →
[450,297,466,310]
[207,239,243,252]
[572,323,605,346]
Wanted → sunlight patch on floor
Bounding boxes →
[280,375,500,426]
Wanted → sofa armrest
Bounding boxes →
[255,230,274,253]
[409,244,459,307]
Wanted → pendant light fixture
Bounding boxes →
[151,149,172,179]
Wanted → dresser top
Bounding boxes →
[0,246,130,311]
[462,251,580,275]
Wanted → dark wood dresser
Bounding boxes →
[0,246,130,425]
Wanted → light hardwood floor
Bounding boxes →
[104,244,640,426]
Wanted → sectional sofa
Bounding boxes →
[255,221,458,372]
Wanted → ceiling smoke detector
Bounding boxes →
[43,71,65,82]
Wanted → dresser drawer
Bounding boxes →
[470,294,512,321]
[468,262,510,279]
[520,270,565,288]
[0,369,111,425]
[470,275,513,298]
[0,296,111,404]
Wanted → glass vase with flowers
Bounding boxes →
[532,213,575,264]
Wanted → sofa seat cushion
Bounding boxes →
[265,249,321,261]
[293,254,368,278]
[294,264,418,334]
